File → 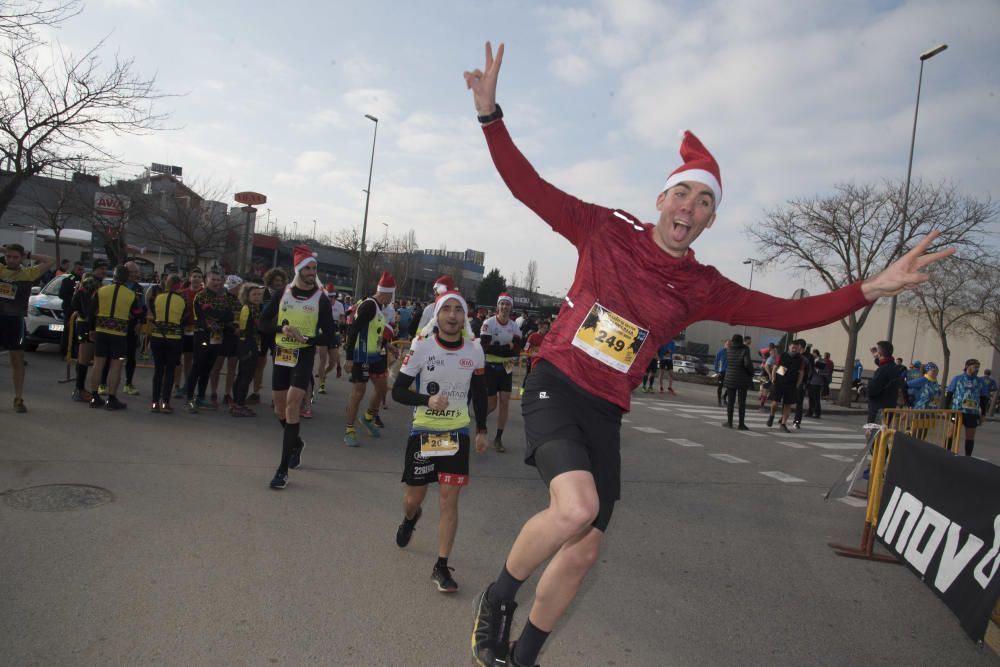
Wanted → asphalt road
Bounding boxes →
[1,348,998,666]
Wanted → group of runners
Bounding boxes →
[0,40,961,666]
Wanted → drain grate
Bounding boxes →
[1,484,115,512]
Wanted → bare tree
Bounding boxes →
[0,0,81,42]
[17,176,75,263]
[0,35,170,220]
[524,258,538,297]
[903,254,1000,383]
[332,226,388,296]
[384,229,418,297]
[747,180,993,406]
[130,181,233,272]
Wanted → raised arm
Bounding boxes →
[465,41,609,246]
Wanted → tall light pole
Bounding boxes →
[887,43,947,342]
[354,113,379,297]
[742,258,758,336]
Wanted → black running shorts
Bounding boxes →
[220,332,239,358]
[182,334,194,354]
[485,362,513,395]
[772,382,798,405]
[521,360,623,532]
[0,315,25,351]
[349,358,387,383]
[94,332,127,359]
[660,359,673,370]
[961,412,981,429]
[401,432,471,486]
[271,346,316,392]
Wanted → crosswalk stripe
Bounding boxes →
[778,441,808,449]
[760,471,806,483]
[807,441,867,450]
[837,497,868,508]
[822,454,855,462]
[666,438,702,447]
[710,453,749,463]
[632,426,665,434]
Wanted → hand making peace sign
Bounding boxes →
[464,41,504,117]
[861,229,955,300]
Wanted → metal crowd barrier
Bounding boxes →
[828,408,962,562]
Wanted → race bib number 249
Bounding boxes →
[571,302,648,373]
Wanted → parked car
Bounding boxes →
[23,275,68,351]
[672,353,711,376]
[24,275,153,352]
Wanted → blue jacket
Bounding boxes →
[714,347,728,373]
[906,375,941,409]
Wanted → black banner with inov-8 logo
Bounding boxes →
[876,433,1000,643]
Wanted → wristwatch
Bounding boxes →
[477,104,503,124]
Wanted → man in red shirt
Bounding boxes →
[465,42,954,667]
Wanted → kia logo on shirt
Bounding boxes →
[460,358,474,368]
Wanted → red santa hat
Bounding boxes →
[497,292,513,306]
[433,275,455,295]
[662,131,722,208]
[376,271,396,294]
[420,290,473,339]
[292,244,318,275]
[323,282,337,297]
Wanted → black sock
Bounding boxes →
[496,428,504,439]
[76,364,88,390]
[966,439,975,456]
[514,620,550,666]
[490,563,525,603]
[279,422,300,474]
[278,418,286,429]
[435,556,448,569]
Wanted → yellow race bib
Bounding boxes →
[275,347,299,367]
[571,303,648,373]
[0,282,15,299]
[420,432,460,458]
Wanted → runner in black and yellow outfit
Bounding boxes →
[70,274,99,402]
[185,270,233,412]
[479,292,522,452]
[231,283,263,417]
[147,274,188,413]
[87,265,140,410]
[0,244,55,412]
[343,271,396,447]
[258,245,338,489]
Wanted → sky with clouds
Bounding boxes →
[40,0,1000,298]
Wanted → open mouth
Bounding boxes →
[670,219,692,243]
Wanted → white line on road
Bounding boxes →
[645,406,672,412]
[666,438,703,447]
[822,454,855,462]
[707,423,765,436]
[766,432,862,439]
[632,426,666,434]
[760,471,806,483]
[778,441,808,449]
[807,442,869,450]
[710,453,749,464]
[621,418,632,423]
[837,497,868,508]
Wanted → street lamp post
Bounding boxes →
[887,43,947,342]
[354,114,379,298]
[742,258,758,336]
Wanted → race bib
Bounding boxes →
[776,366,787,376]
[571,303,648,373]
[210,331,223,345]
[503,358,515,374]
[275,347,299,367]
[963,398,979,410]
[0,282,15,300]
[420,432,459,457]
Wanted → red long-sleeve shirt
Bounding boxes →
[483,120,871,411]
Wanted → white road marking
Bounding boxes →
[645,406,672,412]
[621,418,632,423]
[778,441,808,449]
[707,423,765,436]
[767,433,862,439]
[632,426,666,434]
[710,453,749,464]
[806,441,869,450]
[822,454,855,462]
[837,497,868,508]
[666,438,703,447]
[760,471,806,483]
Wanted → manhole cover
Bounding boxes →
[1,484,115,512]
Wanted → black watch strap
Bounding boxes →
[477,103,503,124]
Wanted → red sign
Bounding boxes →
[235,191,267,206]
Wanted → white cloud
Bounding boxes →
[294,151,336,173]
[342,88,401,123]
[549,54,595,86]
